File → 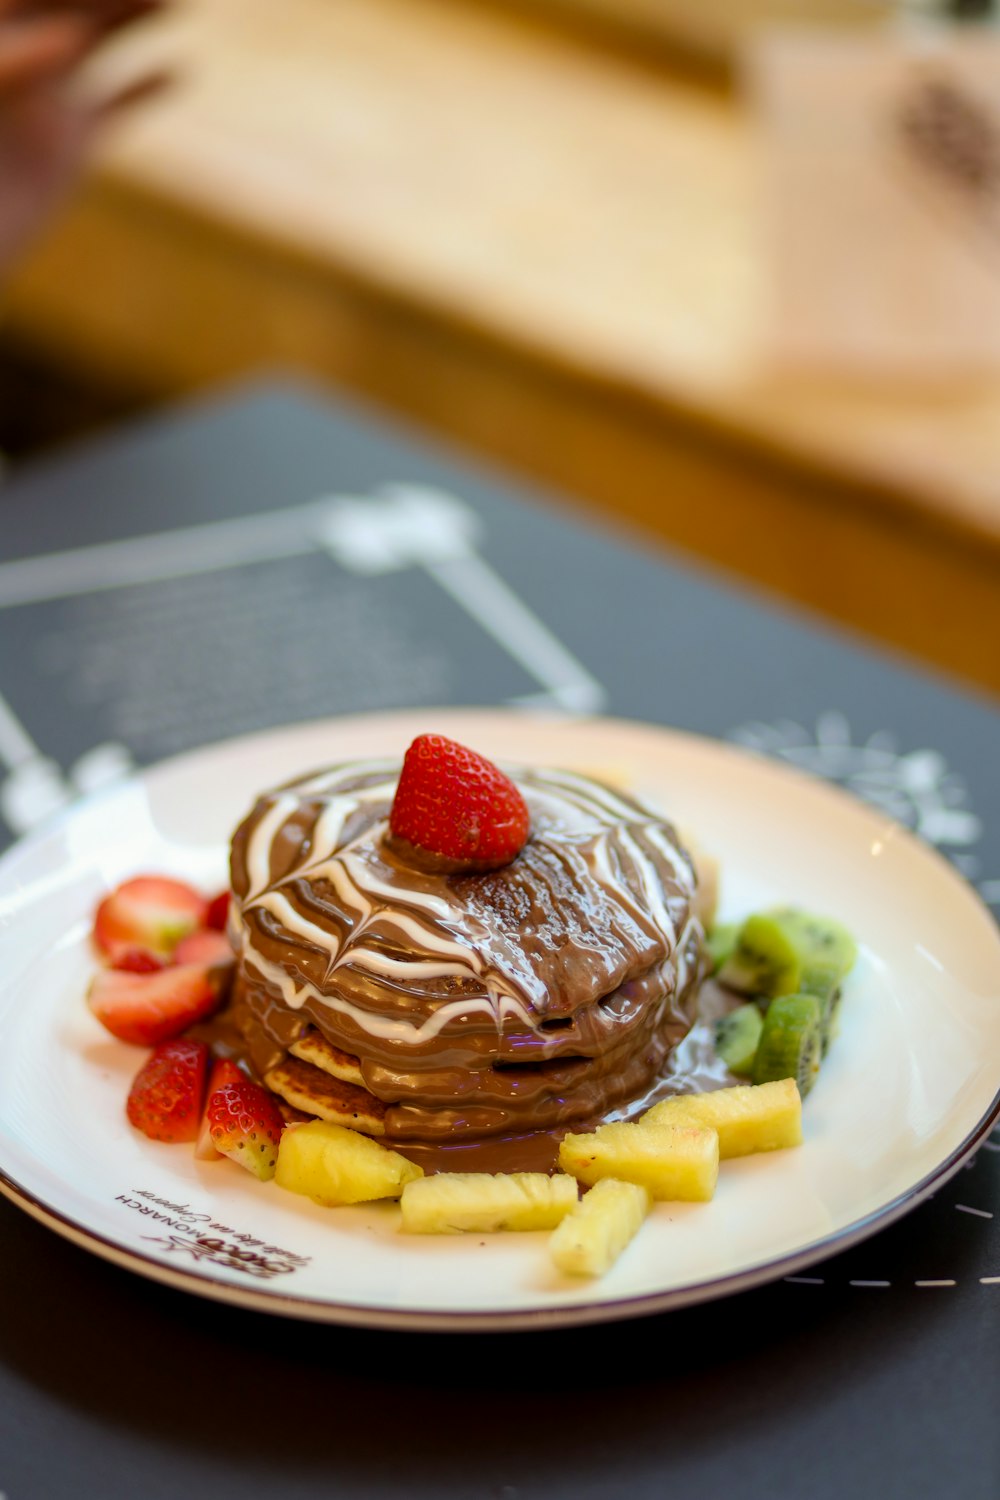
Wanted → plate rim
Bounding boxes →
[2,1094,997,1332]
[1,708,998,1332]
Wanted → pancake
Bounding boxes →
[226,759,706,1150]
[265,1057,388,1135]
[288,1026,365,1085]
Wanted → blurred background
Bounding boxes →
[2,0,999,695]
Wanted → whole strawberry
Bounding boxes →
[388,734,530,872]
[204,1078,285,1181]
[127,1039,209,1143]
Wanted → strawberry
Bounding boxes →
[195,1057,246,1160]
[94,875,206,960]
[88,962,230,1046]
[202,1077,285,1180]
[173,929,234,968]
[111,947,165,975]
[388,734,530,872]
[204,890,231,931]
[126,1039,209,1143]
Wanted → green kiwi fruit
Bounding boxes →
[767,908,857,995]
[714,1003,764,1077]
[717,914,802,998]
[705,922,740,975]
[752,994,823,1098]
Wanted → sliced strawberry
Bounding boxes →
[88,962,230,1046]
[111,947,165,975]
[127,1039,209,1143]
[94,875,207,960]
[173,929,234,967]
[203,1077,285,1180]
[204,890,231,932]
[195,1057,246,1160]
[388,733,530,872]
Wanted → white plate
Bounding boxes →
[1,709,998,1331]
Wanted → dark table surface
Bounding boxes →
[0,379,997,1500]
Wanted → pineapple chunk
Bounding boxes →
[399,1172,578,1234]
[550,1178,651,1278]
[644,1079,802,1159]
[274,1121,423,1206]
[559,1120,719,1202]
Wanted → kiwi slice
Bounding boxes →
[714,1003,764,1077]
[752,994,823,1098]
[767,908,857,995]
[717,914,802,998]
[705,923,740,975]
[819,986,843,1058]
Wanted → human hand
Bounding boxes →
[0,0,169,270]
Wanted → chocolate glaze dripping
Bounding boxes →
[218,760,717,1170]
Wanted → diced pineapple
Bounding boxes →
[274,1121,423,1206]
[399,1172,578,1234]
[549,1178,651,1278]
[644,1079,802,1159]
[558,1120,719,1202]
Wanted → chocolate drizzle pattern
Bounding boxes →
[228,760,705,1146]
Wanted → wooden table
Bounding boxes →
[5,0,999,694]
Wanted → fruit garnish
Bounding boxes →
[766,908,857,998]
[173,929,233,967]
[94,875,206,960]
[705,922,739,975]
[399,1172,578,1233]
[645,1079,803,1158]
[110,947,165,975]
[195,1057,246,1161]
[713,1002,764,1077]
[126,1039,209,1143]
[717,908,856,1001]
[559,1120,720,1202]
[204,890,231,932]
[752,994,823,1097]
[717,913,802,998]
[203,1077,286,1180]
[275,1120,423,1205]
[88,962,230,1046]
[388,733,530,872]
[549,1178,650,1278]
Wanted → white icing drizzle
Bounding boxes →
[248,889,345,953]
[243,947,534,1045]
[234,762,696,1046]
[370,908,485,969]
[294,795,355,871]
[337,949,472,981]
[615,827,675,948]
[336,851,455,921]
[674,913,701,993]
[244,794,299,899]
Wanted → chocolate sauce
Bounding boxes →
[219,759,721,1169]
[194,989,735,1176]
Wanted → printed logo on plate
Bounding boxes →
[115,1189,310,1279]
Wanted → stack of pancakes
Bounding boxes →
[226,760,706,1150]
